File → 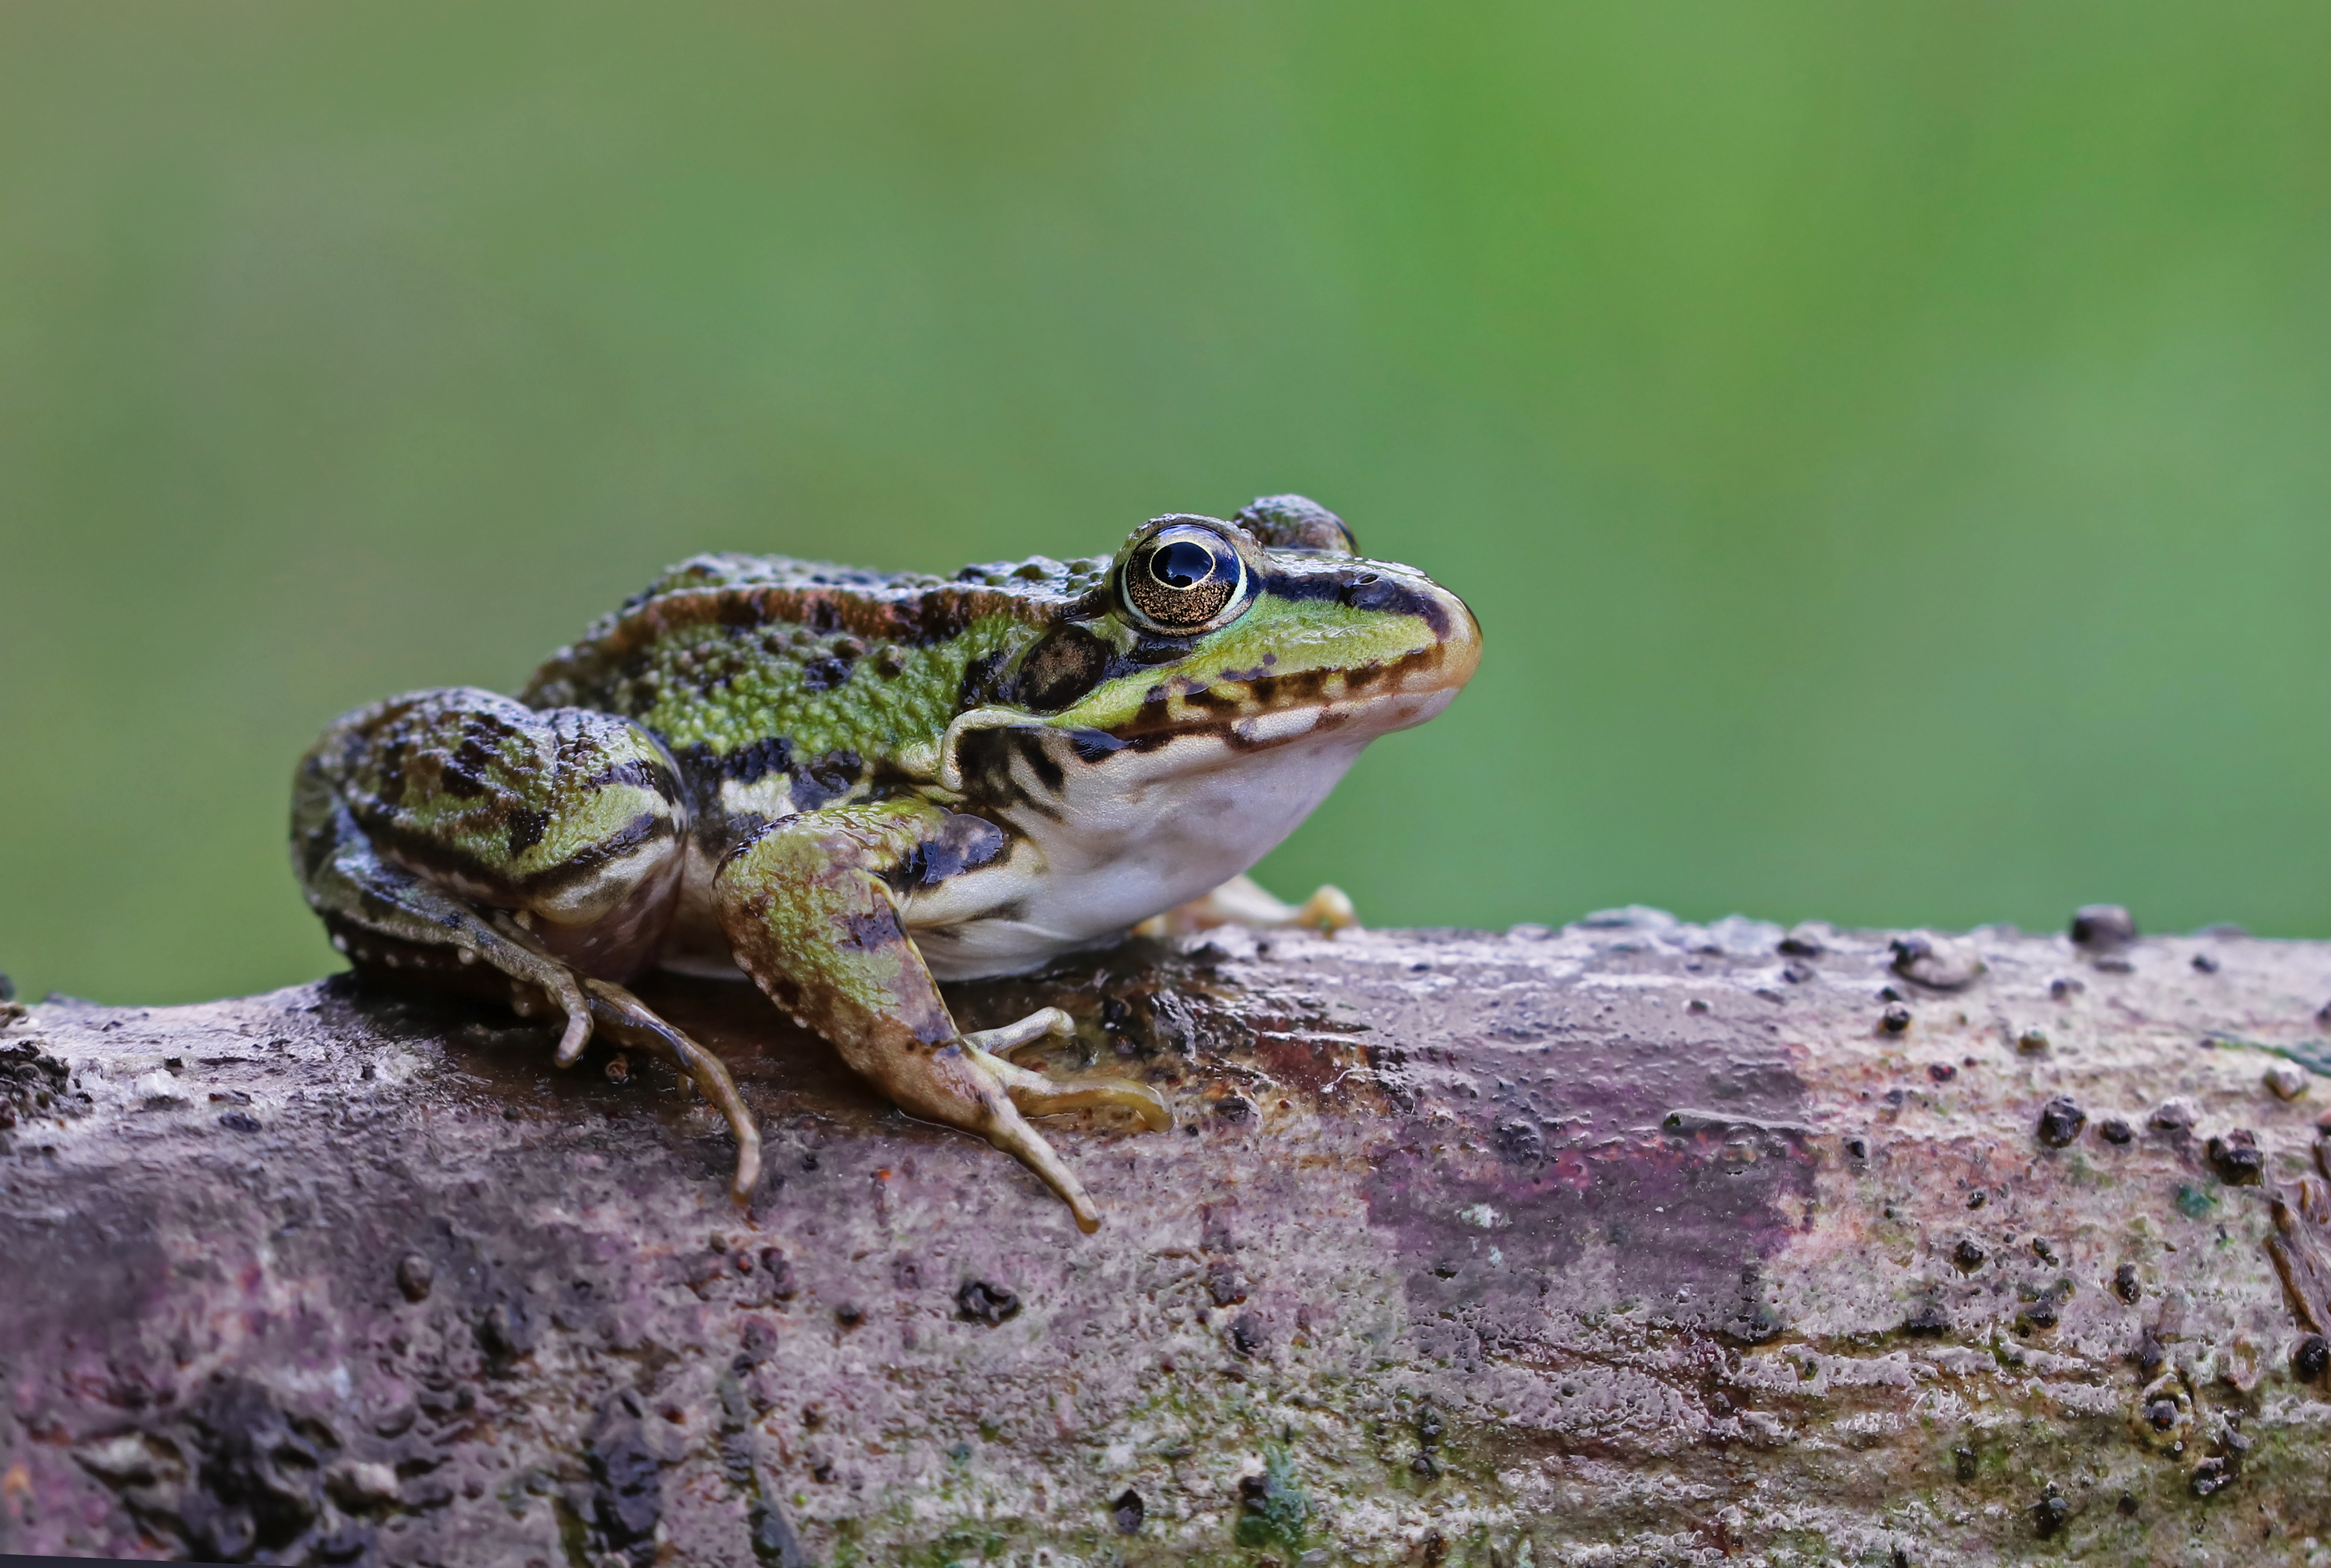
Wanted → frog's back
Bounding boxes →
[518,551,1105,809]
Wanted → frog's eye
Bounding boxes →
[1119,523,1249,634]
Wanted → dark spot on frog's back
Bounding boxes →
[441,736,495,799]
[713,591,765,629]
[959,648,1012,709]
[719,735,794,785]
[456,707,523,746]
[790,749,862,811]
[911,593,984,644]
[799,653,855,692]
[507,806,551,857]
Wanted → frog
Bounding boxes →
[292,495,1480,1231]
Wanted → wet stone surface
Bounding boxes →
[2,918,2330,1564]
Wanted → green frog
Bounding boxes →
[293,496,1479,1230]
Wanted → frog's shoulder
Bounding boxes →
[520,551,1112,707]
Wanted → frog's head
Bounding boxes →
[942,495,1479,836]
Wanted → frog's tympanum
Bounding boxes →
[294,496,1479,1229]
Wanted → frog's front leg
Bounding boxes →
[716,801,1169,1233]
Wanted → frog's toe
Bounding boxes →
[967,1044,1174,1134]
[960,1006,1076,1060]
[927,1051,1104,1229]
[974,1103,1104,1234]
[1290,883,1358,934]
[552,1002,592,1066]
[582,978,762,1201]
[484,912,597,1065]
[1132,873,1358,938]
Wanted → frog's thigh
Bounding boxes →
[295,688,687,1062]
[1133,872,1358,938]
[296,783,595,1060]
[713,804,1163,1232]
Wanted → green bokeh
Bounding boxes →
[4,3,2328,1005]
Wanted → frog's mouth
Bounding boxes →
[1069,640,1471,758]
[945,640,1472,830]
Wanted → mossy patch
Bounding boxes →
[1233,1441,1311,1555]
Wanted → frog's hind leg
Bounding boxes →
[294,688,692,1067]
[298,786,597,1060]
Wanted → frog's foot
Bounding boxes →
[954,1010,1172,1231]
[960,1006,1172,1129]
[968,1043,1173,1132]
[949,1080,1107,1234]
[1132,873,1358,938]
[488,913,597,1066]
[715,801,1172,1232]
[936,1051,1168,1234]
[582,978,762,1201]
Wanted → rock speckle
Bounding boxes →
[2070,905,2137,949]
[2035,1097,2086,1148]
[955,1279,1022,1326]
[2207,1131,2266,1185]
[1890,932,1985,991]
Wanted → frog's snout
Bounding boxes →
[1372,569,1478,700]
[1429,581,1483,693]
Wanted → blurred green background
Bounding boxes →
[4,3,2329,1005]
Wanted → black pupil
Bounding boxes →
[1150,538,1219,589]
